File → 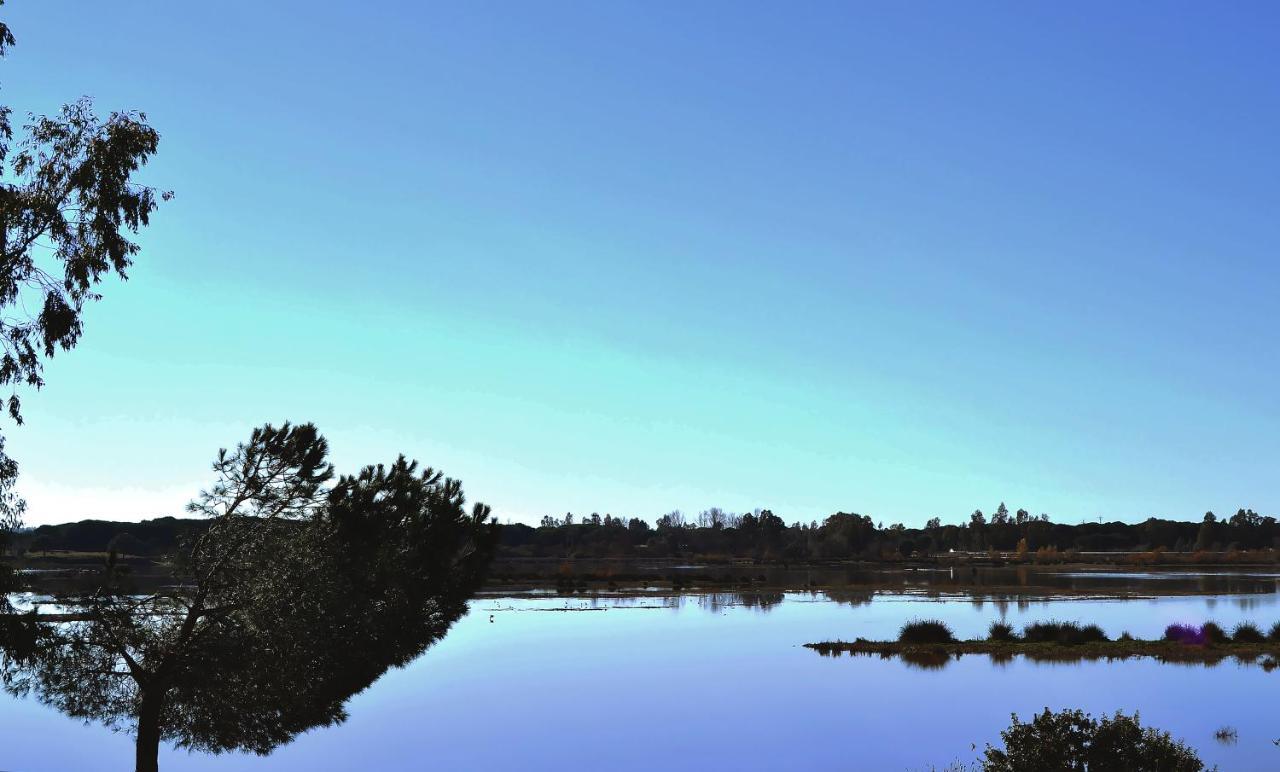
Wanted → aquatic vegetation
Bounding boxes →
[1021,620,1108,645]
[987,621,1017,642]
[1232,622,1265,643]
[1214,726,1238,745]
[898,619,956,644]
[1165,624,1204,645]
[1269,622,1280,642]
[1201,621,1228,644]
[809,618,1280,669]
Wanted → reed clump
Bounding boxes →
[898,619,956,644]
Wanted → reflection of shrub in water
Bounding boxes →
[901,650,951,670]
[1213,726,1238,745]
[898,619,956,644]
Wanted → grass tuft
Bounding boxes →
[988,621,1017,642]
[1022,620,1108,645]
[898,619,956,644]
[1232,622,1265,643]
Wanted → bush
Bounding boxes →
[1117,631,1134,642]
[1269,621,1280,642]
[1164,623,1203,645]
[983,708,1204,772]
[1021,621,1108,645]
[1232,622,1264,643]
[988,621,1017,642]
[898,619,956,644]
[1201,621,1227,644]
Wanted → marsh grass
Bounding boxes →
[898,619,956,644]
[1232,622,1265,643]
[987,621,1017,642]
[1201,621,1228,644]
[1021,621,1108,645]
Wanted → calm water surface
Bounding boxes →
[4,582,1280,770]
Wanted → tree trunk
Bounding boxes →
[135,691,164,772]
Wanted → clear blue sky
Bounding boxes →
[4,1,1278,527]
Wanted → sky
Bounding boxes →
[2,1,1278,527]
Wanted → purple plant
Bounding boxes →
[1164,623,1205,645]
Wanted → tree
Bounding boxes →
[0,2,166,597]
[0,422,497,772]
[983,708,1203,771]
[1194,511,1217,551]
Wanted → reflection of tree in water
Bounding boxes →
[820,589,874,608]
[694,591,785,613]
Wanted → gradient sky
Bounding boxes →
[3,1,1278,527]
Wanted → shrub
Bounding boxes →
[1022,621,1108,645]
[1269,621,1280,642]
[1117,631,1134,642]
[898,619,956,644]
[988,621,1017,642]
[1201,621,1227,644]
[983,708,1204,772]
[1232,622,1264,643]
[1165,623,1203,645]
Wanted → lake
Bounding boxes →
[4,571,1280,770]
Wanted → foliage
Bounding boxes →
[1020,621,1108,645]
[1200,622,1227,645]
[0,0,165,598]
[988,621,1017,642]
[1269,621,1280,642]
[982,708,1204,771]
[898,619,956,644]
[0,423,497,772]
[1231,622,1264,643]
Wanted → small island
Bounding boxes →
[807,620,1280,668]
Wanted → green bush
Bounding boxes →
[983,708,1204,772]
[898,619,956,644]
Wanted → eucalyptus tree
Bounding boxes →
[0,1,166,589]
[0,422,498,772]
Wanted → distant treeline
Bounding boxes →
[17,516,207,557]
[499,505,1279,561]
[10,505,1279,562]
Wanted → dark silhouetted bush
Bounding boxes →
[1021,621,1108,645]
[983,708,1204,772]
[1232,622,1264,643]
[898,619,955,644]
[988,621,1017,642]
[1269,622,1280,642]
[1201,621,1227,644]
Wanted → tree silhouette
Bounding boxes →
[0,1,166,596]
[0,422,497,772]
